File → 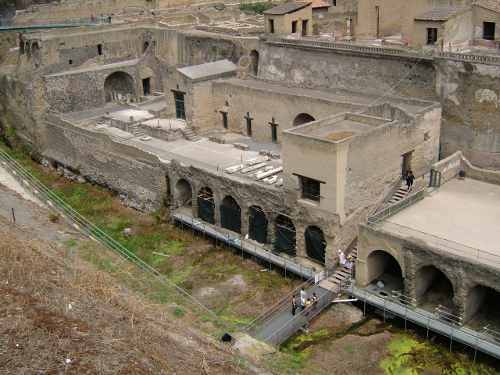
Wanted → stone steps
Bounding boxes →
[182,127,201,141]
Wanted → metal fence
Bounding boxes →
[367,189,425,225]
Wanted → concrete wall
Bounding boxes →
[259,42,437,99]
[42,115,166,211]
[265,6,313,36]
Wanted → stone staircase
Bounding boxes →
[128,123,146,138]
[319,246,357,292]
[387,183,409,205]
[181,127,201,141]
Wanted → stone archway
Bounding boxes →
[104,71,135,102]
[175,179,192,207]
[464,285,500,328]
[274,215,296,256]
[366,250,404,293]
[248,205,268,244]
[293,113,315,127]
[198,187,215,224]
[415,265,455,312]
[305,226,326,265]
[220,195,241,234]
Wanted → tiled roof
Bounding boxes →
[263,2,311,15]
[473,0,500,13]
[414,7,467,21]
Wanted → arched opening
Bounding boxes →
[104,71,135,102]
[293,113,315,127]
[274,215,296,256]
[465,285,500,329]
[250,50,259,76]
[415,265,454,311]
[248,206,268,244]
[305,226,326,265]
[220,196,241,233]
[175,179,192,207]
[143,41,150,53]
[197,187,215,224]
[366,250,404,293]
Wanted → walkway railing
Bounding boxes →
[367,189,425,225]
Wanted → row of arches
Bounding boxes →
[366,250,500,327]
[174,179,327,264]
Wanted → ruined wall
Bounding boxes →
[259,42,437,99]
[42,115,166,211]
[435,59,500,169]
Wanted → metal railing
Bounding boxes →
[367,189,425,225]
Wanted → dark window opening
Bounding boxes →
[292,20,297,33]
[173,90,186,120]
[221,111,228,129]
[427,28,438,45]
[269,117,278,143]
[375,5,380,38]
[68,59,73,65]
[302,20,308,36]
[97,43,103,55]
[245,112,253,136]
[332,0,336,5]
[142,77,151,96]
[300,175,321,201]
[483,22,495,40]
[143,41,150,52]
[269,19,275,33]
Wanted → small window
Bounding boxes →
[269,19,275,33]
[424,131,430,141]
[332,0,336,5]
[292,20,297,33]
[427,28,438,45]
[68,59,73,65]
[143,41,150,52]
[97,44,103,55]
[483,22,495,40]
[300,176,321,202]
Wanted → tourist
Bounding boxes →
[338,249,347,267]
[312,292,319,307]
[300,287,307,309]
[406,170,415,191]
[291,295,297,316]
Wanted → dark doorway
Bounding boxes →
[401,150,413,177]
[143,41,150,52]
[292,20,297,33]
[142,77,151,96]
[483,22,495,40]
[221,111,228,129]
[173,90,186,120]
[249,206,268,244]
[426,28,438,45]
[97,43,103,55]
[269,117,278,143]
[269,19,275,33]
[302,20,308,36]
[366,250,404,292]
[245,112,253,137]
[465,285,500,330]
[198,187,215,224]
[220,196,241,233]
[274,215,296,256]
[305,226,326,264]
[250,50,259,76]
[415,265,454,312]
[293,113,315,127]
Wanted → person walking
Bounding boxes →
[300,288,307,310]
[292,295,297,316]
[406,170,415,191]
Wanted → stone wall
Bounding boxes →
[42,115,166,211]
[431,150,462,184]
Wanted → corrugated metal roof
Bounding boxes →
[263,2,311,15]
[414,7,466,21]
[177,59,237,81]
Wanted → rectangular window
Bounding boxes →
[173,90,186,120]
[332,0,336,5]
[271,124,277,142]
[269,19,275,33]
[142,78,151,96]
[299,176,321,201]
[427,28,438,45]
[245,113,252,136]
[221,111,228,129]
[483,22,496,40]
[292,20,297,33]
[97,44,103,55]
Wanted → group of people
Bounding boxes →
[291,288,319,316]
[337,249,354,270]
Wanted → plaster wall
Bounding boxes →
[265,6,313,35]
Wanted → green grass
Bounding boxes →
[239,1,274,14]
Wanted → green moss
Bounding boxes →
[239,1,274,14]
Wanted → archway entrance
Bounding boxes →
[293,113,315,127]
[248,206,268,244]
[366,250,404,293]
[175,179,192,207]
[415,266,454,311]
[465,285,500,329]
[250,50,259,76]
[220,196,241,233]
[305,226,326,265]
[197,187,215,224]
[104,71,135,102]
[274,215,296,256]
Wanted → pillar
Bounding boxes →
[295,222,306,258]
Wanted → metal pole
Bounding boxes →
[11,207,15,223]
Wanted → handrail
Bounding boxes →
[367,188,425,224]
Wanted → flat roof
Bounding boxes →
[380,178,500,267]
[414,7,466,21]
[264,2,311,15]
[177,59,237,81]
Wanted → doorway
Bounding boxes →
[142,78,151,96]
[401,151,413,177]
[302,20,308,36]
